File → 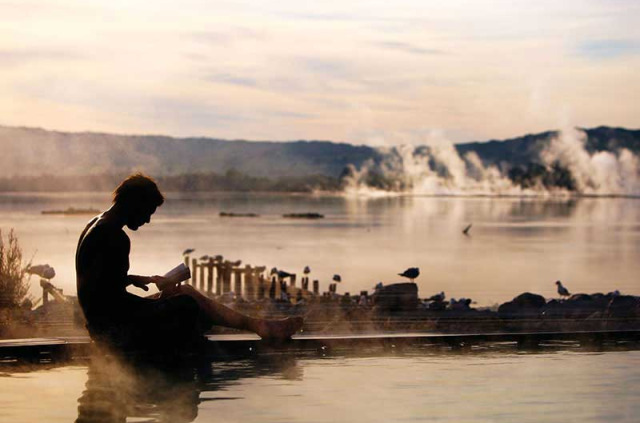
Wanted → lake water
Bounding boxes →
[1,192,640,422]
[0,192,638,306]
[1,343,640,423]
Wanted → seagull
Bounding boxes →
[26,264,56,280]
[398,267,420,282]
[270,267,279,275]
[182,248,195,256]
[304,266,311,275]
[333,274,342,283]
[555,280,570,299]
[428,291,445,302]
[278,270,294,279]
[199,255,210,261]
[463,223,472,236]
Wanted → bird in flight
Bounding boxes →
[183,248,195,255]
[463,224,472,236]
[333,274,342,283]
[399,267,420,282]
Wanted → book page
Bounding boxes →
[157,263,191,290]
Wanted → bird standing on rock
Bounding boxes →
[428,291,445,302]
[399,267,420,282]
[556,280,570,299]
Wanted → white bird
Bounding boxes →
[556,280,570,299]
[183,248,195,255]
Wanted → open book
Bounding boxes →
[157,263,191,291]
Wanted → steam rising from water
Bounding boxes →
[541,128,640,196]
[342,129,640,197]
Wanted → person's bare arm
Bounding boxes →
[128,275,168,291]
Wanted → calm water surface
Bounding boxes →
[0,192,638,305]
[1,193,639,422]
[1,346,639,423]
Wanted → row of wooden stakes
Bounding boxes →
[183,255,327,300]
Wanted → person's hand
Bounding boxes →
[131,278,150,292]
[147,275,167,285]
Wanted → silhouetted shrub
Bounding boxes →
[0,229,30,310]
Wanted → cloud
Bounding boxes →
[265,110,315,120]
[576,40,639,60]
[0,49,84,66]
[206,73,259,88]
[373,41,446,56]
[191,28,266,46]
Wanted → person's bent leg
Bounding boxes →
[163,284,303,339]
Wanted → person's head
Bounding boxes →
[113,173,164,230]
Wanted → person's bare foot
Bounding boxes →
[255,316,304,339]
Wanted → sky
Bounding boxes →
[1,0,639,145]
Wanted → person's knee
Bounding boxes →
[175,284,199,296]
[170,294,200,312]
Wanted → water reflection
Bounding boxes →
[75,351,302,423]
[1,338,639,423]
[72,338,640,423]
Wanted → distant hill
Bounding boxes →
[0,125,638,192]
[456,126,640,168]
[0,126,381,178]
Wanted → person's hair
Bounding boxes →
[113,173,164,209]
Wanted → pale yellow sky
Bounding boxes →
[1,0,638,144]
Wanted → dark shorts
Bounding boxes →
[88,294,212,348]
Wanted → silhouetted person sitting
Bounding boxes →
[75,173,302,348]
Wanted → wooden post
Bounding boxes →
[233,268,243,296]
[184,256,190,284]
[290,274,296,287]
[313,279,319,295]
[269,276,277,299]
[191,258,198,288]
[301,277,309,291]
[215,261,223,295]
[258,274,266,299]
[199,262,205,291]
[206,258,214,295]
[222,262,232,293]
[41,279,49,306]
[244,265,253,299]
